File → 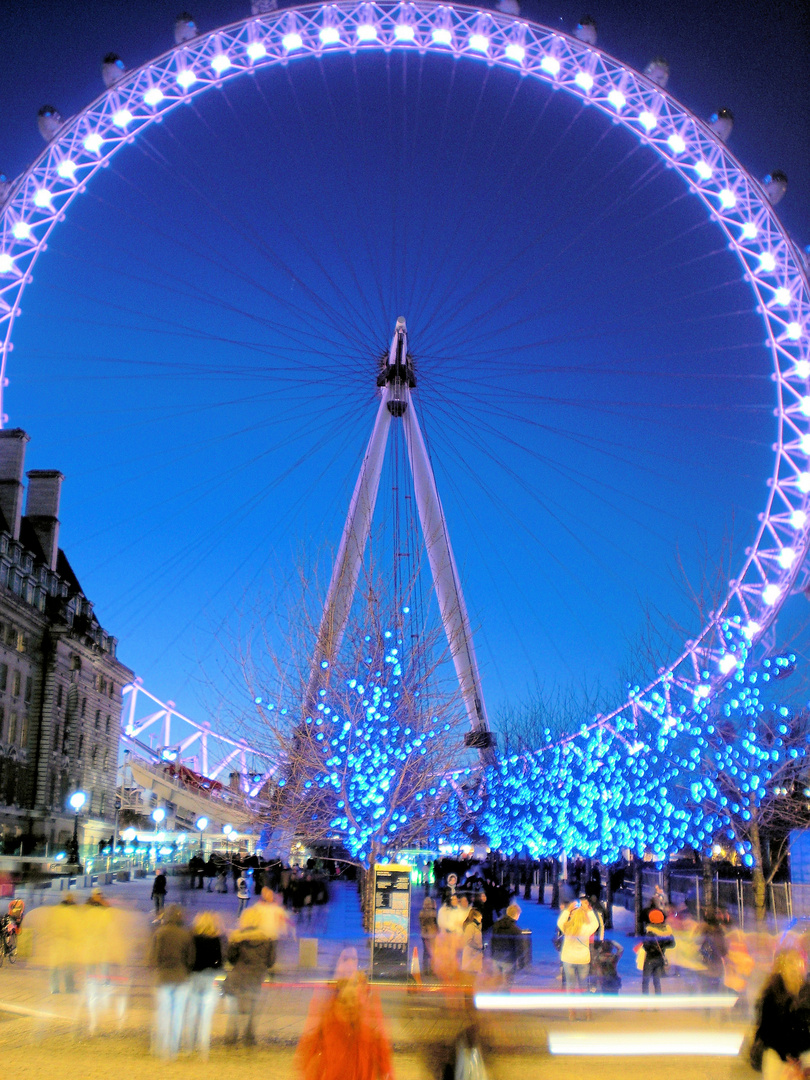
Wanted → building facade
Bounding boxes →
[0,430,133,855]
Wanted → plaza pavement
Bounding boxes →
[0,873,760,1079]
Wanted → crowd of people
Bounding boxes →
[130,885,294,1057]
[15,855,810,1078]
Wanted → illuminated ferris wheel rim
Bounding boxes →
[0,0,808,734]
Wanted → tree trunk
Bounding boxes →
[604,863,614,930]
[537,858,546,904]
[550,858,560,909]
[633,858,644,936]
[702,852,714,921]
[749,817,768,924]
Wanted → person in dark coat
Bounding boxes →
[184,911,224,1058]
[490,903,524,987]
[585,865,602,903]
[641,909,675,995]
[223,907,273,1045]
[151,867,168,919]
[754,949,810,1076]
[149,905,195,1058]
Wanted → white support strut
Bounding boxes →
[305,388,393,711]
[403,397,493,760]
[307,317,495,763]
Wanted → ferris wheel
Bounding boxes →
[1,1,808,745]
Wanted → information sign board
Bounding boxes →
[372,863,411,980]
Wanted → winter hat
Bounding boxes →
[649,909,665,924]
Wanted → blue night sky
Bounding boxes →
[1,0,809,736]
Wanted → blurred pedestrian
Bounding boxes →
[461,908,484,980]
[296,957,393,1080]
[640,909,675,995]
[149,904,195,1059]
[237,873,250,918]
[254,887,294,973]
[44,894,80,994]
[418,896,438,977]
[223,907,273,1045]
[557,899,598,994]
[491,902,525,988]
[184,911,224,1058]
[216,864,229,894]
[752,949,810,1079]
[590,937,623,994]
[151,867,167,920]
[699,912,729,993]
[437,894,465,936]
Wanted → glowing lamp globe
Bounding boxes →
[68,791,87,812]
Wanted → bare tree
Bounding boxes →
[215,559,469,869]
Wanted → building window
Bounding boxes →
[105,716,111,734]
[57,684,63,708]
[109,682,115,699]
[19,715,28,747]
[11,670,20,697]
[91,746,98,764]
[94,709,100,729]
[8,712,16,744]
[53,723,60,750]
[0,663,7,691]
[4,624,14,648]
[77,733,83,756]
[81,697,86,718]
[102,748,109,769]
[24,676,32,704]
[99,793,106,817]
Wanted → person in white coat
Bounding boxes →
[557,899,599,993]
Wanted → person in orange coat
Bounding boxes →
[296,950,393,1080]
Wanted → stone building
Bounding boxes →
[0,430,133,855]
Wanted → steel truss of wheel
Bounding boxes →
[1,1,809,743]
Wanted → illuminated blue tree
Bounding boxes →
[656,650,810,920]
[240,584,468,868]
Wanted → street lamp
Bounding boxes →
[67,790,87,865]
[152,806,166,826]
[223,823,233,857]
[195,816,208,855]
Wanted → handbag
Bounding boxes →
[454,1043,489,1080]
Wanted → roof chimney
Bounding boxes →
[25,469,64,571]
[0,429,30,540]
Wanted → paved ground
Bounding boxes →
[0,875,762,1078]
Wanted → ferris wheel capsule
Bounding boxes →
[37,105,62,142]
[644,57,670,88]
[496,0,521,14]
[251,0,278,12]
[708,108,734,142]
[174,12,198,44]
[102,53,126,88]
[763,170,788,205]
[574,15,597,46]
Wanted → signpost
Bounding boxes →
[372,863,411,980]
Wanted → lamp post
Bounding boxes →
[195,816,208,856]
[67,790,87,866]
[223,823,233,858]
